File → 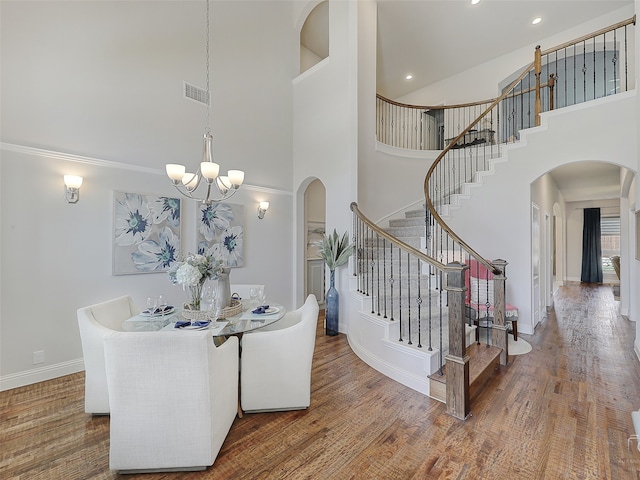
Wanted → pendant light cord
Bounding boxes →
[205,0,211,136]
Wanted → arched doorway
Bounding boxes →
[304,179,326,306]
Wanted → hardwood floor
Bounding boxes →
[2,284,640,479]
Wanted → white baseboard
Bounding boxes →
[0,359,84,392]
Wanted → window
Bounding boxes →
[601,216,620,273]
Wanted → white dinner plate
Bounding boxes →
[253,306,280,315]
[182,324,210,330]
[141,306,175,317]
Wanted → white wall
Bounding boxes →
[530,172,565,316]
[0,0,296,388]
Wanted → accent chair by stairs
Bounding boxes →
[464,259,519,341]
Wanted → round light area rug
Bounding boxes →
[477,328,532,355]
[508,334,532,355]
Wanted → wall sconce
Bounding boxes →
[257,201,269,219]
[64,175,83,203]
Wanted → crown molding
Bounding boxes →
[1,142,292,196]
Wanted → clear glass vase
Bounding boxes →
[187,282,204,310]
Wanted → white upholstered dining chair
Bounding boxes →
[240,294,319,413]
[76,295,139,414]
[103,330,239,473]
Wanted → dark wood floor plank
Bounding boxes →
[2,284,640,479]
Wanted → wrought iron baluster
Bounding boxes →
[368,224,373,298]
[485,266,491,346]
[438,270,444,375]
[398,245,403,342]
[428,266,433,351]
[612,29,618,95]
[417,260,422,348]
[383,237,387,318]
[603,32,607,98]
[376,233,380,315]
[624,26,628,91]
[592,36,596,100]
[564,47,568,107]
[573,44,577,103]
[370,228,375,313]
[407,251,412,345]
[390,242,395,321]
[582,40,587,103]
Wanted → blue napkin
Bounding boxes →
[144,305,174,316]
[174,320,211,329]
[252,305,270,314]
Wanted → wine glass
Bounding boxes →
[257,287,266,307]
[250,287,259,308]
[204,286,218,321]
[146,296,158,317]
[158,294,166,314]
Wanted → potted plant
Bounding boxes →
[319,229,354,336]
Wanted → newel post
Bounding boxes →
[444,262,470,420]
[491,259,509,366]
[534,45,542,126]
[548,73,556,111]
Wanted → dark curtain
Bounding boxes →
[581,208,603,283]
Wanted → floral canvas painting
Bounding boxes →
[196,203,244,268]
[112,191,181,275]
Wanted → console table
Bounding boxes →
[445,129,495,149]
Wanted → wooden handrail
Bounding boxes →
[423,59,537,276]
[350,202,462,273]
[540,15,636,56]
[376,93,497,111]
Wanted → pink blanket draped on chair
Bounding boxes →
[464,259,519,339]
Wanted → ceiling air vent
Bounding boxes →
[184,81,209,106]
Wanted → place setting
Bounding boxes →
[141,295,175,317]
[238,287,277,320]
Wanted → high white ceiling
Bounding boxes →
[376,0,632,99]
[548,162,622,203]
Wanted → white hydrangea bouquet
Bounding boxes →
[168,250,223,311]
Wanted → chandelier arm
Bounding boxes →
[170,182,239,204]
[171,183,195,199]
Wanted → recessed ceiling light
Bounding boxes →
[405,74,413,80]
[471,0,480,5]
[532,17,542,25]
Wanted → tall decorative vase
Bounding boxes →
[216,267,232,308]
[325,270,339,336]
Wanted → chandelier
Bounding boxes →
[166,0,244,204]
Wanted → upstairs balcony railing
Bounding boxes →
[377,16,636,152]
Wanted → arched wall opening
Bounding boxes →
[299,1,329,75]
[295,176,326,309]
